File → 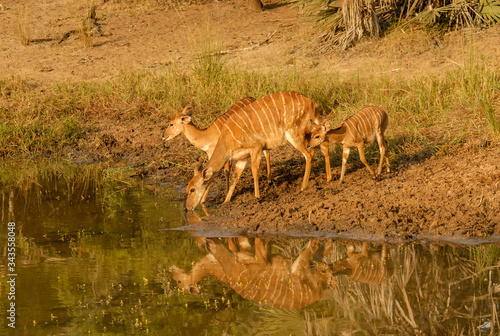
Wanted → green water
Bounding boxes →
[0,161,499,335]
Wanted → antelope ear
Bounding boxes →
[202,167,213,181]
[322,120,331,132]
[182,105,194,116]
[193,162,203,175]
[180,115,192,124]
[310,119,319,127]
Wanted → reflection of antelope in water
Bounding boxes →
[170,238,337,309]
[332,242,394,285]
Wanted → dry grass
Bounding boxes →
[15,5,31,46]
[0,28,498,158]
[79,3,97,48]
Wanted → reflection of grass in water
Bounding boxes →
[250,242,499,335]
[0,158,138,189]
[322,243,500,335]
[255,308,306,336]
[1,160,196,334]
[0,159,118,200]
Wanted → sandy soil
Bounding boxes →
[1,0,500,241]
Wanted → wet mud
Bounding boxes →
[166,142,500,242]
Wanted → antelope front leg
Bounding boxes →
[224,160,247,203]
[250,147,263,198]
[339,145,351,183]
[300,147,314,191]
[254,238,270,264]
[289,135,314,191]
[320,142,331,182]
[223,161,232,194]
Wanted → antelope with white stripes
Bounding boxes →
[332,243,394,285]
[308,106,390,183]
[184,91,331,211]
[171,238,337,309]
[162,97,271,200]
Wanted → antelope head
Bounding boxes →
[308,120,330,148]
[312,261,337,290]
[185,163,214,211]
[162,105,193,141]
[169,265,201,295]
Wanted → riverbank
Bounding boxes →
[1,0,499,240]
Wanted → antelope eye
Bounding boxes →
[190,188,195,193]
[170,123,174,127]
[314,135,320,139]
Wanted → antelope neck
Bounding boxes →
[326,125,347,143]
[183,123,215,151]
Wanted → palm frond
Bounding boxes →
[480,0,500,23]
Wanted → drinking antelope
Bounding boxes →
[162,97,271,200]
[308,106,390,183]
[184,91,331,211]
[171,238,336,309]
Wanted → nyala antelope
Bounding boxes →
[162,97,271,202]
[184,91,331,211]
[171,238,336,309]
[309,106,390,183]
[332,243,394,285]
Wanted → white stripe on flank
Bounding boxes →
[213,120,222,133]
[298,93,306,123]
[358,113,369,136]
[270,95,281,128]
[262,97,279,136]
[365,110,375,134]
[240,106,260,135]
[257,99,275,140]
[266,266,280,304]
[345,122,354,143]
[347,115,361,138]
[249,103,267,139]
[280,92,287,125]
[246,274,261,301]
[223,123,242,144]
[358,113,368,136]
[231,110,255,139]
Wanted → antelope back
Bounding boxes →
[209,97,256,135]
[221,91,319,149]
[342,106,388,144]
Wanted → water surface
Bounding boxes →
[0,161,498,335]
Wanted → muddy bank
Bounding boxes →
[166,142,500,241]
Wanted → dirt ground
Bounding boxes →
[1,0,500,241]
